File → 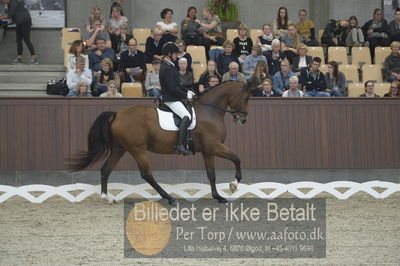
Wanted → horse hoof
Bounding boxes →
[168,198,177,206]
[229,180,238,193]
[217,197,228,204]
[101,193,115,205]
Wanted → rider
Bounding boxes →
[159,42,195,155]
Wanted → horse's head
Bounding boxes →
[228,82,253,125]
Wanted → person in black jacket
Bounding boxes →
[321,19,349,47]
[389,8,400,42]
[362,8,391,58]
[2,0,38,64]
[160,42,195,155]
[299,57,330,97]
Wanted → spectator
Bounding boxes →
[174,39,192,72]
[321,19,350,47]
[145,58,161,97]
[265,39,287,76]
[299,57,330,97]
[280,23,303,64]
[295,9,319,46]
[66,56,93,97]
[181,6,202,46]
[384,80,400,97]
[248,60,269,94]
[222,61,245,82]
[109,0,124,18]
[145,27,165,63]
[256,79,279,97]
[112,23,132,68]
[85,6,106,33]
[119,38,147,82]
[346,16,366,47]
[389,8,400,42]
[108,4,128,50]
[84,18,112,50]
[73,80,92,97]
[88,36,115,76]
[359,80,380,97]
[362,8,391,58]
[156,8,178,42]
[282,76,304,97]
[243,45,268,81]
[94,58,120,96]
[384,41,400,82]
[292,43,312,73]
[325,60,346,97]
[178,57,194,90]
[272,58,295,95]
[66,40,89,74]
[233,23,253,64]
[100,80,123,97]
[4,0,39,64]
[198,60,221,93]
[273,7,292,38]
[196,7,224,51]
[202,75,220,93]
[256,24,274,53]
[216,40,240,76]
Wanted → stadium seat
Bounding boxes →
[328,47,348,65]
[186,45,206,65]
[374,83,391,97]
[226,29,238,42]
[347,83,364,97]
[121,82,143,97]
[339,64,359,84]
[132,28,151,49]
[375,47,391,67]
[61,29,81,49]
[146,64,153,73]
[352,47,371,68]
[362,64,383,83]
[210,46,223,50]
[319,64,328,74]
[307,46,325,64]
[250,29,262,45]
[192,63,206,83]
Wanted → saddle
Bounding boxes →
[156,100,196,130]
[156,100,197,154]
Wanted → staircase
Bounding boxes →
[0,64,66,96]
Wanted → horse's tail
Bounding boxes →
[68,111,117,172]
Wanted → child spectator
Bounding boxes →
[256,24,274,53]
[233,23,253,64]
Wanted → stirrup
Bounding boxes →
[176,145,192,156]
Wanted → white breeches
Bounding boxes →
[164,101,191,120]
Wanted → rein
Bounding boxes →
[193,97,248,117]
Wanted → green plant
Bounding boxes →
[208,0,239,22]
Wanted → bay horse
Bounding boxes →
[69,81,254,204]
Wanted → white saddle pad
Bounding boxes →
[156,108,196,131]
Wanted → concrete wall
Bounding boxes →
[0,0,382,64]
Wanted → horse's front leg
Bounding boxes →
[201,152,228,203]
[212,143,242,193]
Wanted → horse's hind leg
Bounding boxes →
[100,144,126,204]
[202,152,228,203]
[129,148,176,205]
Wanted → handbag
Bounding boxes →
[46,77,69,96]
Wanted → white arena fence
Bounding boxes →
[0,181,399,203]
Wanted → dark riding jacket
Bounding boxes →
[159,59,188,102]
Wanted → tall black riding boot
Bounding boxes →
[176,116,192,155]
